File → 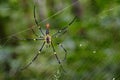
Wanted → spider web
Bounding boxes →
[0,0,80,79]
[73,5,120,80]
[0,0,120,80]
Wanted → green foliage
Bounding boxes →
[0,0,120,80]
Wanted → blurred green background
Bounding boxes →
[0,0,120,80]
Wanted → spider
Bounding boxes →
[19,5,77,72]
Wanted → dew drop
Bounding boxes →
[79,44,82,47]
[113,78,115,80]
[93,50,96,54]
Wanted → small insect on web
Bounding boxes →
[17,5,77,72]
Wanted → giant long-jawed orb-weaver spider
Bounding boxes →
[19,5,77,72]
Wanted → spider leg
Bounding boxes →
[31,28,39,37]
[34,5,45,36]
[22,38,44,41]
[12,31,44,41]
[57,43,67,61]
[13,36,44,41]
[20,41,45,71]
[32,29,43,38]
[51,41,65,72]
[52,16,77,38]
[55,29,67,38]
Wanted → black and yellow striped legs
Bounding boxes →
[34,5,44,36]
[20,42,45,71]
[51,42,65,72]
[52,16,77,38]
[57,43,67,61]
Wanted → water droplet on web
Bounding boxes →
[113,78,115,80]
[93,50,96,54]
[79,44,82,47]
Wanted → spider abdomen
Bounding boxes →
[46,37,50,43]
[45,35,51,44]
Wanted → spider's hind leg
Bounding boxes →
[19,41,45,71]
[57,43,67,61]
[51,41,66,72]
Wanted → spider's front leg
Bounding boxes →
[34,5,45,36]
[31,29,43,38]
[52,16,77,38]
